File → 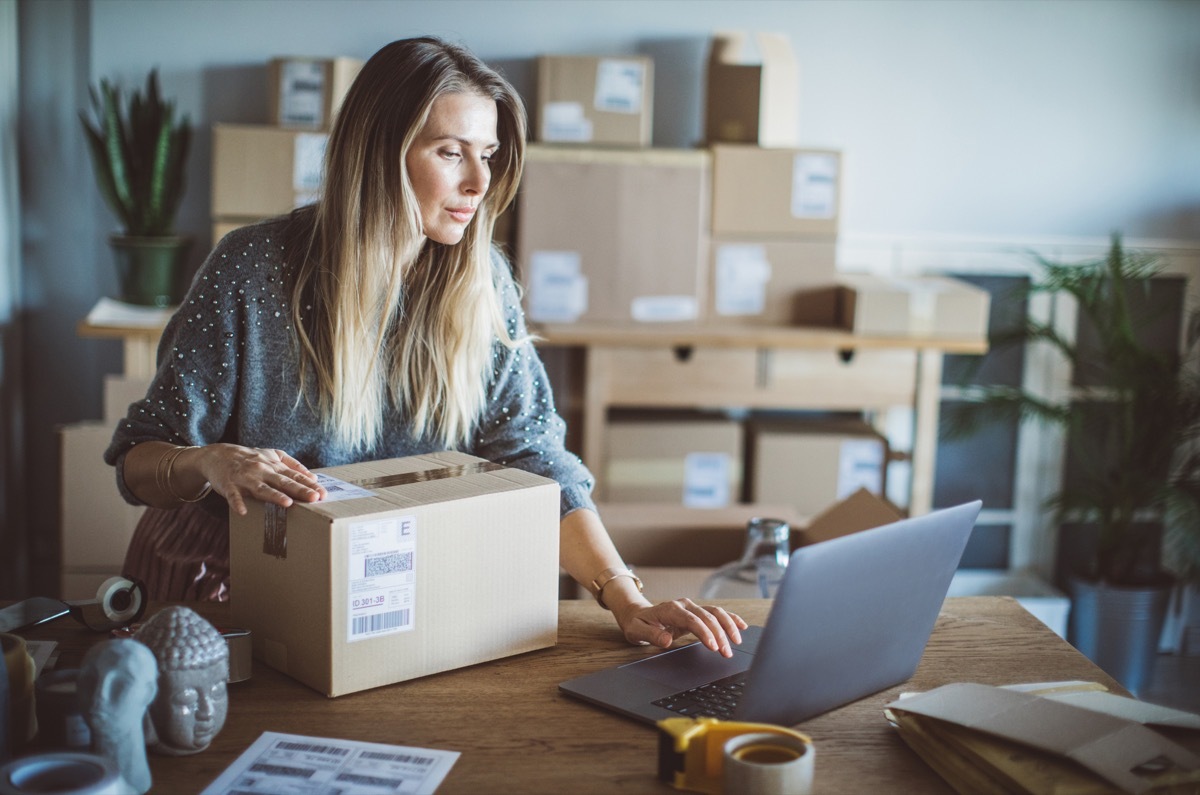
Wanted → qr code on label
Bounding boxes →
[364,551,412,577]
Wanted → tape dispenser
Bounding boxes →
[657,716,812,794]
[0,577,148,633]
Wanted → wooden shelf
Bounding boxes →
[533,322,989,355]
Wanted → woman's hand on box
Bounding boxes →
[195,443,327,515]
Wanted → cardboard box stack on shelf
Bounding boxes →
[748,418,889,518]
[211,56,361,242]
[704,32,843,326]
[603,415,742,505]
[516,52,714,324]
[794,273,992,338]
[516,146,710,323]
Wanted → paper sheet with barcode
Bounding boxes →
[199,731,459,794]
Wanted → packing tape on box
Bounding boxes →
[0,752,125,795]
[262,460,506,558]
[657,717,814,795]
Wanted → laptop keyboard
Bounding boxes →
[652,672,747,719]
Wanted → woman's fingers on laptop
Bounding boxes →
[617,600,746,657]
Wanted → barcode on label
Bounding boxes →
[352,609,410,636]
[275,741,350,757]
[336,772,411,787]
[248,762,315,779]
[365,551,411,577]
[360,750,436,766]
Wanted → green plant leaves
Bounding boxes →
[79,68,190,236]
[948,234,1200,585]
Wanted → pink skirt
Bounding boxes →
[123,502,230,602]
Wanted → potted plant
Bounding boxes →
[80,68,192,307]
[950,234,1200,693]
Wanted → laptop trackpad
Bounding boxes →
[619,642,754,691]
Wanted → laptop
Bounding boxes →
[559,500,982,726]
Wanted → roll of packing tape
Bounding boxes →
[220,628,252,683]
[722,731,814,795]
[95,577,144,626]
[0,752,125,795]
[70,578,147,632]
[0,635,36,751]
[34,670,90,752]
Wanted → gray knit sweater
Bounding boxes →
[105,216,597,518]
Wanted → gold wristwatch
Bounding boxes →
[590,567,644,610]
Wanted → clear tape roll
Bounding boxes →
[722,731,815,795]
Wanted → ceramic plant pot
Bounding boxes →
[108,235,192,308]
[1067,576,1172,696]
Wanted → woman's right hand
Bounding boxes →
[190,444,327,515]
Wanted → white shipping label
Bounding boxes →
[313,473,374,502]
[630,295,698,322]
[346,514,416,643]
[683,452,732,508]
[837,439,885,499]
[791,153,838,219]
[279,60,326,127]
[542,101,594,142]
[528,251,588,322]
[594,59,646,114]
[293,133,327,195]
[715,244,772,316]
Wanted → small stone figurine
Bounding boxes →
[77,639,158,795]
[133,606,229,757]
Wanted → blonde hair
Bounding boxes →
[286,37,526,451]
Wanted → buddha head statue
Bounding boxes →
[133,606,229,756]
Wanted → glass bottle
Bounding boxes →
[699,518,791,599]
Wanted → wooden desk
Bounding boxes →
[17,597,1118,794]
[535,324,987,514]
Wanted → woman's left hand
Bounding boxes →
[613,599,748,658]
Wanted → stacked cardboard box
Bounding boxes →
[793,273,992,338]
[516,145,710,323]
[703,33,842,326]
[210,57,361,242]
[534,55,654,147]
[602,415,742,505]
[748,418,890,518]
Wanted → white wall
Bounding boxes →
[84,0,1200,248]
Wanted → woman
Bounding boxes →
[106,37,744,657]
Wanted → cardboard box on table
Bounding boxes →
[516,145,709,324]
[535,54,654,147]
[211,124,327,219]
[594,489,903,602]
[230,451,560,697]
[267,56,362,130]
[794,273,991,338]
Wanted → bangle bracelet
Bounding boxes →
[590,567,643,611]
[159,445,213,503]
